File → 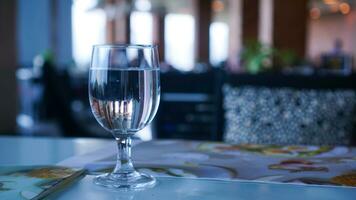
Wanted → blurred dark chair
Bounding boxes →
[320,54,353,75]
[35,61,108,138]
[155,69,224,141]
[40,62,87,137]
[223,73,356,145]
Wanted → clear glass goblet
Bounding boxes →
[89,44,160,189]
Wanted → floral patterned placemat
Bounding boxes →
[59,140,356,187]
[0,166,84,200]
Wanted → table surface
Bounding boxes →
[0,136,111,165]
[1,136,355,200]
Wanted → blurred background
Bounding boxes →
[0,0,355,144]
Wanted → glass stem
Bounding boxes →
[113,136,135,175]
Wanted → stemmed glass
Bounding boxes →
[88,44,160,189]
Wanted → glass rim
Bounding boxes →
[93,44,158,49]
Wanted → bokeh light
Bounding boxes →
[310,7,321,20]
[339,2,351,15]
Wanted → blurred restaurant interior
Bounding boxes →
[0,0,356,145]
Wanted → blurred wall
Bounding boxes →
[273,0,308,58]
[17,0,72,67]
[307,11,356,68]
[56,0,73,66]
[0,0,17,134]
[17,0,51,66]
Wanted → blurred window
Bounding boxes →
[72,0,106,68]
[210,22,228,66]
[210,0,229,66]
[130,11,153,45]
[165,14,195,71]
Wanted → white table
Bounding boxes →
[1,136,355,200]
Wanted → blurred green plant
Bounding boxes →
[241,40,274,74]
[43,50,54,64]
[275,49,298,68]
[241,40,299,74]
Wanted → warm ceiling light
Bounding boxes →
[339,2,351,14]
[323,0,338,5]
[310,7,321,20]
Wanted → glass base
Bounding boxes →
[93,171,156,190]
